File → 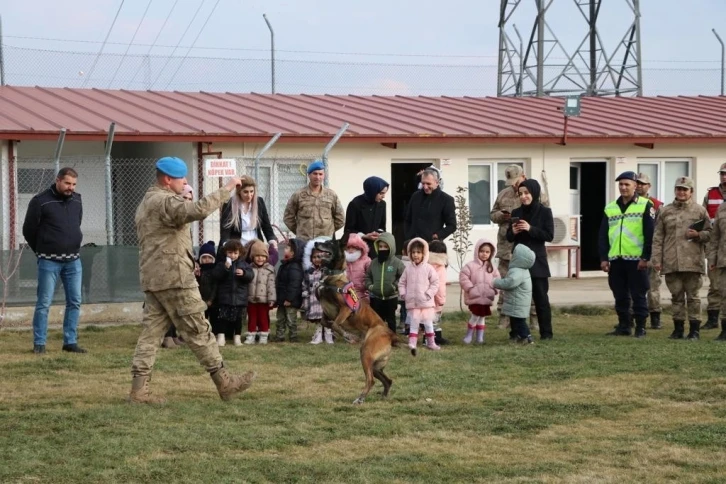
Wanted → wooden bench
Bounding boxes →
[546,245,581,279]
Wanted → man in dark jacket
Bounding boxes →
[22,167,86,354]
[404,169,456,242]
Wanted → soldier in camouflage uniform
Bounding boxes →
[707,193,726,341]
[635,173,664,329]
[701,163,726,329]
[652,177,711,340]
[490,165,548,332]
[128,157,255,404]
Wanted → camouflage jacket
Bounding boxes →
[490,184,549,260]
[136,185,231,292]
[283,186,345,240]
[708,202,726,269]
[652,199,711,275]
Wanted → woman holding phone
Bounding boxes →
[506,179,555,340]
[345,176,389,254]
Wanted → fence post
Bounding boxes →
[263,14,276,94]
[713,29,725,96]
[321,123,349,188]
[253,132,282,181]
[53,128,66,175]
[104,122,116,245]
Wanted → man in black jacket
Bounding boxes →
[404,169,457,242]
[22,167,86,354]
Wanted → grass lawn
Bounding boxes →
[2,309,726,483]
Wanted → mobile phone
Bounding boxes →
[510,217,520,225]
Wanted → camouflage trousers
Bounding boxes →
[719,269,726,315]
[496,258,537,320]
[707,265,722,311]
[276,306,299,342]
[647,265,662,313]
[131,288,223,377]
[664,272,703,321]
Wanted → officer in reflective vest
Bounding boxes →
[599,171,656,338]
[701,162,726,329]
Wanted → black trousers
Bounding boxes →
[532,277,553,339]
[370,297,399,333]
[510,316,530,339]
[608,259,649,320]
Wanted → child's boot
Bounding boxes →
[309,326,323,344]
[476,325,486,344]
[323,327,334,344]
[258,332,269,344]
[244,332,257,345]
[463,324,475,344]
[434,329,449,345]
[425,333,441,351]
[233,334,243,346]
[216,333,226,347]
[162,336,178,349]
[408,333,418,356]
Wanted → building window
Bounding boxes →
[468,160,525,225]
[636,159,691,201]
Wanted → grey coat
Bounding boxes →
[492,244,535,319]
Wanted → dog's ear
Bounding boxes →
[339,232,350,250]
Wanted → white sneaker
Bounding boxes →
[309,326,323,345]
[323,327,334,344]
[258,332,269,345]
[233,334,243,346]
[243,333,256,345]
[216,333,226,347]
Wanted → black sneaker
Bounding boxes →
[62,344,88,353]
[33,344,46,354]
[518,335,535,345]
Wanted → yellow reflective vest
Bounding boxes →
[604,197,647,261]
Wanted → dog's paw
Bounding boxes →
[410,348,417,357]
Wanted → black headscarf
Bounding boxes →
[519,178,542,221]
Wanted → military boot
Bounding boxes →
[686,320,701,340]
[127,376,166,404]
[634,318,647,339]
[703,310,720,330]
[649,312,662,330]
[210,364,256,401]
[607,312,632,336]
[669,320,685,340]
[715,320,726,341]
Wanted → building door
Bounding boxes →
[390,161,436,254]
[572,161,607,271]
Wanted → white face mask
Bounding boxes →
[345,250,362,263]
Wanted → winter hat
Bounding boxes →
[250,239,269,259]
[362,176,389,202]
[198,240,216,261]
[345,232,369,257]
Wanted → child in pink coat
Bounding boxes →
[459,238,500,344]
[398,238,440,353]
[344,233,371,302]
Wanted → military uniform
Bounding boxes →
[646,195,664,328]
[283,186,345,240]
[702,182,726,328]
[652,181,711,340]
[707,202,726,340]
[490,173,549,330]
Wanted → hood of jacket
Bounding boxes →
[510,244,535,270]
[287,238,307,265]
[407,237,430,265]
[373,231,396,255]
[473,237,497,267]
[428,252,448,267]
[303,236,331,271]
[345,232,369,256]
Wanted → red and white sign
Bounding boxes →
[205,158,237,177]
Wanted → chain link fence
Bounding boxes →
[1,153,315,306]
[3,44,724,96]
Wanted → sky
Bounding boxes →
[0,0,724,95]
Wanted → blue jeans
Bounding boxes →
[32,258,82,345]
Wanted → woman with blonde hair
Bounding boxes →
[219,175,278,264]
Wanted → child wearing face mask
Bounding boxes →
[303,237,332,344]
[365,232,406,333]
[459,238,500,344]
[398,238,440,353]
[344,233,371,302]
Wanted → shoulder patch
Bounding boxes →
[649,207,656,219]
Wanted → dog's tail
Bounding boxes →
[389,332,417,357]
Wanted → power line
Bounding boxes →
[82,0,125,87]
[107,0,153,88]
[126,0,179,89]
[149,0,207,89]
[163,0,222,89]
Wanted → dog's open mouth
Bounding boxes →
[313,242,335,264]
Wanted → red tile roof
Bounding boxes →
[1,86,726,144]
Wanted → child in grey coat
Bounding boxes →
[493,244,536,344]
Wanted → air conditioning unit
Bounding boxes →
[548,215,580,247]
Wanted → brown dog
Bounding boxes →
[314,238,406,404]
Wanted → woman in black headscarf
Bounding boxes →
[506,178,555,340]
[345,176,389,254]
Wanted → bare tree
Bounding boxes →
[451,186,473,311]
